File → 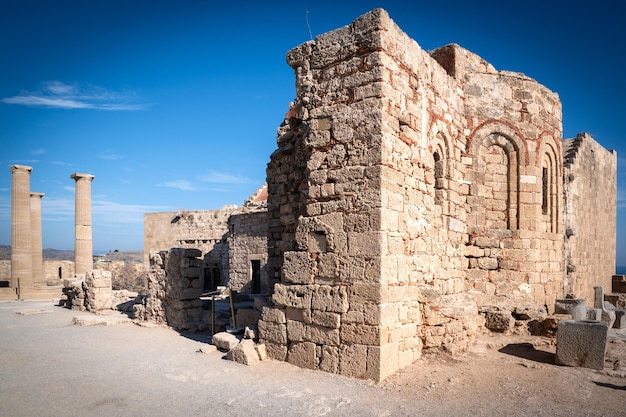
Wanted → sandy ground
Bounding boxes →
[0,300,624,417]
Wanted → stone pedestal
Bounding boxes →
[556,320,608,370]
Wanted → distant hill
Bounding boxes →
[0,245,142,263]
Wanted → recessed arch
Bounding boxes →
[467,125,525,232]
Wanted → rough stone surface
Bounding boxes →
[226,339,261,365]
[212,332,240,351]
[556,320,608,370]
[555,299,587,321]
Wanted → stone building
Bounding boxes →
[143,185,269,294]
[256,9,617,381]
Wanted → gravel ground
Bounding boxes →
[1,300,624,417]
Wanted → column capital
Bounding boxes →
[30,192,45,198]
[70,172,95,182]
[10,165,33,174]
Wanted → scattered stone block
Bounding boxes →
[244,325,257,340]
[556,320,608,370]
[554,299,586,321]
[226,339,261,365]
[612,310,626,329]
[485,310,514,332]
[612,275,626,293]
[212,332,240,351]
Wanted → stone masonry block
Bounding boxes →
[287,342,316,369]
[319,345,339,373]
[283,251,316,284]
[312,285,348,313]
[212,332,240,351]
[366,343,399,382]
[556,320,608,370]
[340,323,382,345]
[258,320,287,344]
[339,344,368,378]
[287,320,340,345]
[226,339,261,366]
[261,307,286,324]
[264,342,287,361]
[272,284,313,309]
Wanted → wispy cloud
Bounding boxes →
[158,180,203,191]
[93,200,172,225]
[100,152,123,161]
[2,81,147,111]
[40,196,171,225]
[32,148,46,156]
[199,170,253,184]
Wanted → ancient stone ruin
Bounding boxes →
[3,8,621,381]
[255,9,616,380]
[142,9,618,380]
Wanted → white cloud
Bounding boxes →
[158,180,203,191]
[32,148,46,156]
[199,170,253,184]
[100,152,123,161]
[2,81,147,111]
[92,200,172,225]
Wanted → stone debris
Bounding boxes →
[212,332,240,351]
[226,339,262,366]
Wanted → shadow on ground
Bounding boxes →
[498,343,555,364]
[593,381,626,391]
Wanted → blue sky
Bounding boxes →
[1,1,625,262]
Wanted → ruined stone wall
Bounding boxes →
[163,248,205,331]
[143,208,235,266]
[257,8,610,381]
[43,260,74,281]
[564,133,617,303]
[261,10,391,379]
[228,208,269,294]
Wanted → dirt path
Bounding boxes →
[1,301,624,417]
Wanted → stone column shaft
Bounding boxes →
[71,173,95,276]
[10,165,33,294]
[30,192,45,285]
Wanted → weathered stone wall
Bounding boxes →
[259,8,615,381]
[143,208,235,265]
[228,208,269,293]
[162,248,206,331]
[564,133,617,303]
[43,260,75,282]
[0,260,10,283]
[458,44,565,313]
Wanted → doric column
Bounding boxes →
[11,165,33,295]
[30,192,45,285]
[71,173,95,276]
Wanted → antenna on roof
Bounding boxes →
[306,10,313,41]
